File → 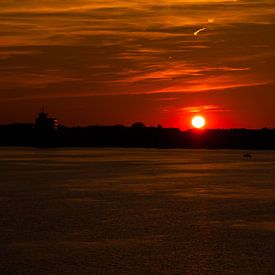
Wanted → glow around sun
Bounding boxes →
[192,115,206,129]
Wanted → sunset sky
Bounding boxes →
[1,0,275,129]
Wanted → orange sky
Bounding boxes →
[0,0,275,129]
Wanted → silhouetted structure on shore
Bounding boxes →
[0,112,275,149]
[34,108,59,147]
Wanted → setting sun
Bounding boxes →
[192,115,206,129]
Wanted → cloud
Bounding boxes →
[114,62,252,84]
[0,0,275,102]
[181,104,230,113]
[0,71,82,89]
[0,49,40,59]
[148,74,270,95]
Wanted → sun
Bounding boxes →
[192,115,206,129]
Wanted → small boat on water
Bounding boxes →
[243,153,252,158]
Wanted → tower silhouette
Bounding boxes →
[34,108,59,146]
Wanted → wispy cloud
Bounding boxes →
[149,75,270,95]
[181,104,230,113]
[0,71,82,89]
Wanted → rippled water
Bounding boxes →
[0,148,275,274]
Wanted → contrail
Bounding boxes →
[194,27,207,36]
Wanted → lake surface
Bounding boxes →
[0,148,275,274]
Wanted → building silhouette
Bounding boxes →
[35,108,58,131]
[34,108,58,146]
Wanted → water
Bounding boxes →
[0,148,275,274]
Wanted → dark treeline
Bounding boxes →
[1,122,275,149]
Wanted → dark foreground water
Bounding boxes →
[0,148,275,274]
